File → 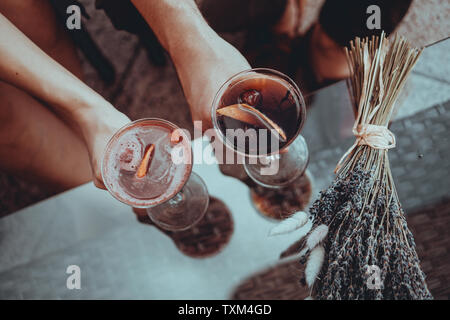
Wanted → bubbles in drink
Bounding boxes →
[102,120,192,207]
[118,138,142,172]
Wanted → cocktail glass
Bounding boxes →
[102,118,209,231]
[211,68,310,217]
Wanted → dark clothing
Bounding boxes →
[95,0,148,34]
[95,0,167,66]
[200,0,288,33]
[319,0,412,46]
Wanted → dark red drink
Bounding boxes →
[213,70,304,156]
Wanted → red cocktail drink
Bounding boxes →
[216,75,303,155]
[211,69,310,219]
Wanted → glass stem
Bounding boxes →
[167,190,186,206]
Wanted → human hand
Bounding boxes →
[75,103,131,189]
[173,37,251,132]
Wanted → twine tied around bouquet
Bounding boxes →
[334,124,396,173]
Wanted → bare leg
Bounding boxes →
[0,0,91,192]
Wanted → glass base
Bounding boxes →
[155,197,234,258]
[146,172,209,231]
[249,170,313,220]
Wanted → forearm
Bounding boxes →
[0,13,110,120]
[131,0,250,126]
[131,0,240,75]
[131,0,213,54]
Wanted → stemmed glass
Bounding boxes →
[211,68,310,216]
[102,118,209,231]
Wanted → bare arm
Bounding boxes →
[0,13,130,188]
[0,13,101,119]
[131,0,250,129]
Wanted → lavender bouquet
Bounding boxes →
[272,32,432,299]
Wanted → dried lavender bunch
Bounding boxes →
[302,160,431,299]
[295,33,432,299]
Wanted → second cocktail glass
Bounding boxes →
[102,118,209,231]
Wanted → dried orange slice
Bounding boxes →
[217,103,287,141]
[136,144,155,178]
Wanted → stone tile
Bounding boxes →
[394,72,450,120]
[413,39,450,84]
[396,0,450,48]
[408,198,450,299]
